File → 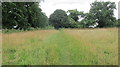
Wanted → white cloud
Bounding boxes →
[40,0,119,19]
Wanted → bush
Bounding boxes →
[2,29,24,34]
[27,27,35,31]
[44,25,54,29]
[2,25,55,34]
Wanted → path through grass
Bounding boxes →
[2,28,118,65]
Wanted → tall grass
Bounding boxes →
[2,28,118,65]
[0,32,2,66]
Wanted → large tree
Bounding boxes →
[89,1,116,27]
[25,2,48,28]
[67,9,86,28]
[67,9,85,22]
[2,2,48,30]
[49,9,69,29]
[80,13,96,28]
[0,2,1,29]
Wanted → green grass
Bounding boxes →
[2,28,118,65]
[0,32,2,66]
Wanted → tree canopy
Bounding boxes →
[2,1,118,30]
[67,9,85,22]
[89,1,116,27]
[49,9,69,29]
[2,2,48,30]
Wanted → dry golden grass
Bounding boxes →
[0,32,2,66]
[64,28,118,64]
[2,28,118,65]
[2,30,58,47]
[2,30,58,64]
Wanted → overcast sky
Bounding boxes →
[118,1,120,19]
[40,0,119,19]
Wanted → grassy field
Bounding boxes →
[0,31,2,66]
[2,28,118,65]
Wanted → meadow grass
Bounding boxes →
[0,32,2,66]
[2,28,118,65]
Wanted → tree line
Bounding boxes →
[49,1,119,29]
[2,1,120,30]
[2,2,48,30]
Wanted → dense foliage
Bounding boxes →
[2,2,48,30]
[49,1,117,29]
[49,9,69,29]
[67,9,85,28]
[2,1,119,30]
[0,3,1,29]
[117,19,120,27]
[89,1,116,27]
